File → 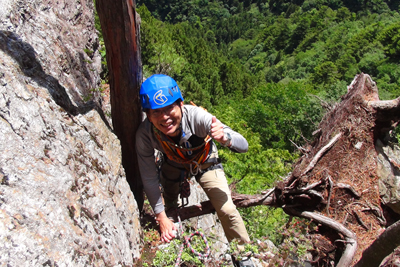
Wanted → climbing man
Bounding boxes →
[136,74,254,266]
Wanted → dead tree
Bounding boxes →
[95,0,144,209]
[153,73,399,266]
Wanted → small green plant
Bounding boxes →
[152,239,180,266]
[83,87,106,102]
[143,228,159,243]
[270,217,314,266]
[151,228,215,267]
[391,125,400,143]
[229,238,260,259]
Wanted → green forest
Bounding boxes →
[105,0,400,264]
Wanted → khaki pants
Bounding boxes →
[161,162,250,244]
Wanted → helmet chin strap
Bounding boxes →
[177,122,183,136]
[173,105,184,137]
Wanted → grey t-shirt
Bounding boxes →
[136,105,248,214]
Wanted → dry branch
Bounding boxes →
[353,210,369,231]
[326,176,334,215]
[285,208,357,267]
[368,96,400,111]
[335,183,361,198]
[301,132,342,176]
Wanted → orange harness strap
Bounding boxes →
[153,126,212,175]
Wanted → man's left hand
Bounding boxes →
[210,116,230,146]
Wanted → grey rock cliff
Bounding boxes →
[377,139,400,215]
[0,0,142,266]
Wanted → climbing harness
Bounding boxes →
[154,124,213,206]
[153,126,212,176]
[174,212,210,267]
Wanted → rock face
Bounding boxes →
[377,140,400,215]
[0,0,142,266]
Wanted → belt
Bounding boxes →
[200,157,221,170]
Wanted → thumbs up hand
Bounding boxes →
[210,116,229,145]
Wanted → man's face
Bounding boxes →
[147,101,184,137]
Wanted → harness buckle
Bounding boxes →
[190,161,200,176]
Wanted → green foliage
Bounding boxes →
[151,232,213,266]
[243,207,289,242]
[379,22,400,59]
[270,218,315,266]
[152,239,180,266]
[138,0,400,101]
[393,126,400,143]
[138,5,188,79]
[241,82,322,150]
[311,61,339,85]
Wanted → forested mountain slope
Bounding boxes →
[134,0,400,265]
[137,0,400,147]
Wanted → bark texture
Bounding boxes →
[355,219,400,267]
[95,0,144,209]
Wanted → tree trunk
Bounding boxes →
[355,219,400,267]
[95,0,143,209]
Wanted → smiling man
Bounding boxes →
[136,74,253,265]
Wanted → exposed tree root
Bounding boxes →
[335,183,361,198]
[285,208,357,267]
[353,210,369,231]
[368,96,400,111]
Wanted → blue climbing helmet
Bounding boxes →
[140,74,184,110]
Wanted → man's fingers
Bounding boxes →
[211,117,223,135]
[211,116,221,129]
[161,234,171,243]
[161,229,176,243]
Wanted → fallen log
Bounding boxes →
[141,190,277,225]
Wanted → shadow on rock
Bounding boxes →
[0,30,112,130]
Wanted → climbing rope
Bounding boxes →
[174,212,210,267]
